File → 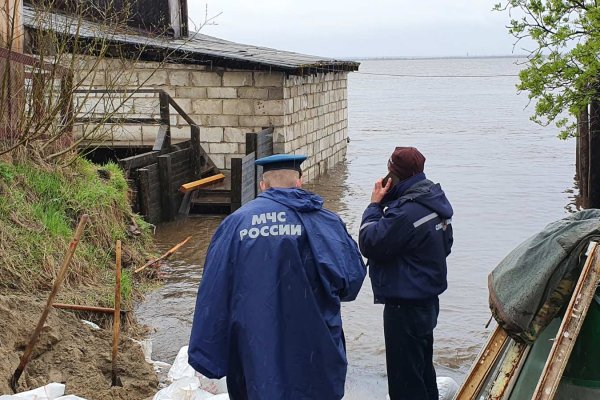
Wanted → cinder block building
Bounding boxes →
[23,0,359,181]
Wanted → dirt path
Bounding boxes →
[0,293,158,399]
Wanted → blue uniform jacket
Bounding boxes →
[188,188,366,400]
[359,173,453,303]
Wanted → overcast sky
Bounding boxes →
[187,1,522,59]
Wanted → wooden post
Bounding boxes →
[246,132,257,155]
[11,214,88,392]
[246,132,258,197]
[579,105,590,204]
[0,0,24,143]
[138,168,151,217]
[158,154,175,221]
[588,99,600,208]
[231,157,242,212]
[190,125,203,178]
[158,91,171,152]
[111,240,122,387]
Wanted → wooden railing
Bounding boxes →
[72,88,220,222]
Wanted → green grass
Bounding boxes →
[0,157,155,310]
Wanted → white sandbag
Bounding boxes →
[437,377,459,400]
[55,396,87,400]
[0,383,66,400]
[153,376,214,400]
[168,346,196,382]
[211,395,229,400]
[196,375,228,395]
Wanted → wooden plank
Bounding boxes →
[532,242,600,400]
[74,117,162,125]
[241,152,256,206]
[172,140,191,151]
[158,154,174,221]
[180,173,226,193]
[168,95,195,126]
[119,151,159,171]
[231,158,242,211]
[246,132,257,155]
[178,191,192,215]
[152,124,169,152]
[454,325,511,400]
[137,168,151,217]
[170,147,191,163]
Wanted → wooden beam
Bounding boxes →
[52,303,116,314]
[179,173,225,193]
[532,242,600,400]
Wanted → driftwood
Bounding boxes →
[52,303,116,314]
[11,214,89,393]
[134,235,192,274]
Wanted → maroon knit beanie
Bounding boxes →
[387,146,426,181]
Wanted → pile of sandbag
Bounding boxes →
[0,383,85,400]
[153,346,229,400]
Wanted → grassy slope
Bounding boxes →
[0,158,154,308]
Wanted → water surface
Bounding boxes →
[136,57,577,399]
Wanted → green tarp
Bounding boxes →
[488,209,600,343]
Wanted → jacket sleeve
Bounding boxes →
[339,231,367,302]
[188,223,233,379]
[358,202,415,261]
[304,212,367,302]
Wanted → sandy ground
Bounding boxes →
[0,293,158,399]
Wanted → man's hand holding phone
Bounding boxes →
[371,176,392,204]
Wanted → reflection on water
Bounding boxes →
[136,57,577,399]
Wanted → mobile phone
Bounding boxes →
[382,173,393,188]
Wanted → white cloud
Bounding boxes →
[188,0,519,57]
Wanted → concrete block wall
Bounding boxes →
[78,59,350,180]
[277,72,349,182]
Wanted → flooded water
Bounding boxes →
[136,57,577,398]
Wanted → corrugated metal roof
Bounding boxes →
[23,5,359,74]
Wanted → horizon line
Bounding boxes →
[339,54,528,61]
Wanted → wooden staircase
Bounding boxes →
[190,171,233,214]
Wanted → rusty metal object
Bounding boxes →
[454,325,510,400]
[532,242,600,400]
[488,340,530,399]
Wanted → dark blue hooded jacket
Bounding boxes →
[188,188,366,400]
[359,173,453,303]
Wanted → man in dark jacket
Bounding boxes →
[188,154,367,400]
[359,147,453,400]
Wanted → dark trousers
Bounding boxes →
[383,299,439,400]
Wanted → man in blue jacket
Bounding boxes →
[188,154,366,400]
[359,147,453,400]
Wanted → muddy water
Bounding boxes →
[136,57,577,398]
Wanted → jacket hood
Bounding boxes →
[258,188,324,212]
[403,180,454,219]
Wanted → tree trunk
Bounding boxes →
[0,0,24,144]
[588,99,600,208]
[579,106,590,205]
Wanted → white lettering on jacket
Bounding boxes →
[240,211,301,240]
